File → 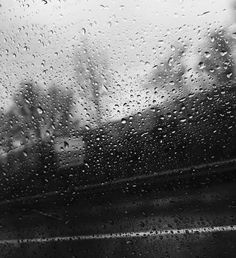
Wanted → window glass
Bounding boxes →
[0,0,235,195]
[0,1,236,257]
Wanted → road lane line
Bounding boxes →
[0,225,235,245]
[1,158,236,207]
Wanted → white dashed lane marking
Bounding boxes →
[0,225,235,245]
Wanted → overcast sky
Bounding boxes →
[0,0,234,122]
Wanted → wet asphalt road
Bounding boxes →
[0,162,235,258]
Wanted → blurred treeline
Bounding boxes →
[147,29,235,94]
[0,82,78,153]
[0,27,235,155]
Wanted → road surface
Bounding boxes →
[0,160,235,257]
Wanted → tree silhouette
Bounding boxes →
[147,43,186,94]
[3,81,44,146]
[44,84,76,138]
[0,111,24,151]
[74,37,110,126]
[0,81,78,152]
[199,29,234,86]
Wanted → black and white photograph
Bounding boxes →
[0,0,236,257]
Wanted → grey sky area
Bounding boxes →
[0,0,234,125]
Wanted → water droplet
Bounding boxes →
[37,107,43,115]
[198,62,205,70]
[180,118,187,123]
[64,141,69,149]
[204,51,211,58]
[220,51,227,57]
[121,118,127,124]
[82,28,86,35]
